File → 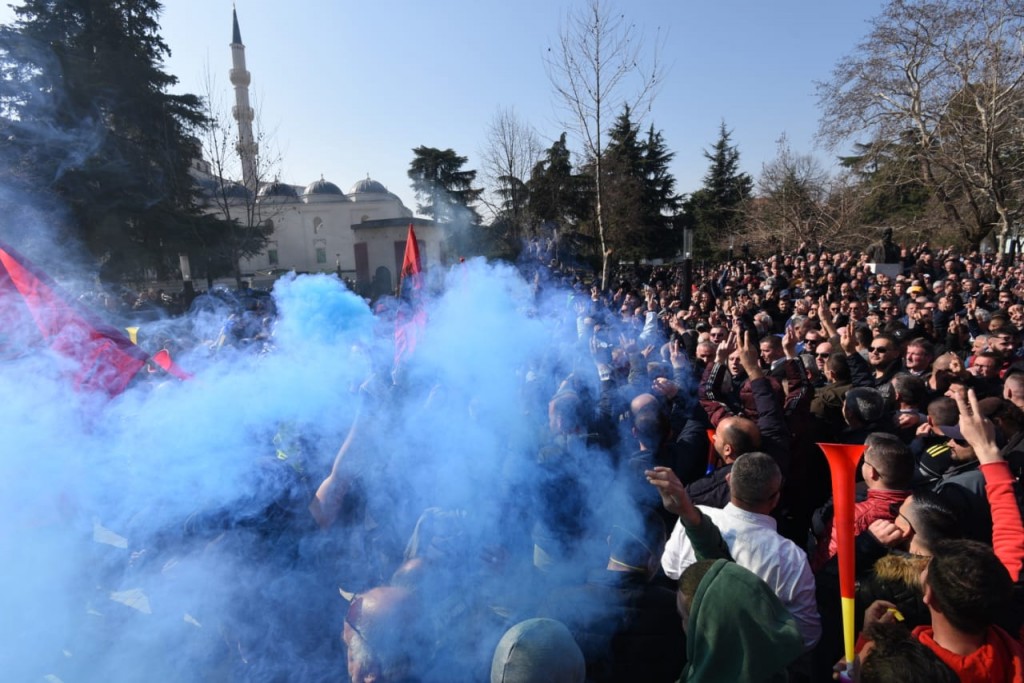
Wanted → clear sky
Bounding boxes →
[1,0,887,215]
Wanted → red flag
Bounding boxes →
[0,244,148,396]
[151,348,194,381]
[398,223,422,296]
[394,224,426,369]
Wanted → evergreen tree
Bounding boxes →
[0,0,214,280]
[602,106,646,259]
[640,124,683,257]
[602,107,682,260]
[526,133,592,229]
[685,122,753,254]
[839,138,931,227]
[407,146,483,225]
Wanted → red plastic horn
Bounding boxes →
[817,442,866,668]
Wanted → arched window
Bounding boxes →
[263,218,275,234]
[313,216,323,234]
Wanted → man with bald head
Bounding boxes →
[1004,373,1024,411]
[684,414,763,508]
[343,586,426,683]
[692,325,794,506]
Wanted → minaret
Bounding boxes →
[230,7,258,190]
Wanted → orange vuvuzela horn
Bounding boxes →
[817,442,866,668]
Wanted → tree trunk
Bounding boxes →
[596,145,608,289]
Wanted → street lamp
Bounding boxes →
[178,252,195,306]
[681,226,694,308]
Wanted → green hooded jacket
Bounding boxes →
[679,560,803,683]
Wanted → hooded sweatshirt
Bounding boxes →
[679,560,804,683]
[490,618,585,683]
[913,624,1024,683]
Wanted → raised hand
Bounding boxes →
[953,387,1001,463]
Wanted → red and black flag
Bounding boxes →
[394,224,426,369]
[0,243,190,395]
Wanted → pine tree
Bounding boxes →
[407,146,483,225]
[685,122,753,254]
[839,139,930,227]
[601,107,681,260]
[602,106,646,259]
[640,124,683,257]
[0,0,214,280]
[527,133,592,229]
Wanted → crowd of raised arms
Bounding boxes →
[127,240,1024,683]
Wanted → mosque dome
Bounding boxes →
[349,177,388,195]
[221,182,252,200]
[303,178,345,198]
[258,181,298,199]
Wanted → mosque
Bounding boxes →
[191,10,443,295]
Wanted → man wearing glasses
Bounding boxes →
[844,331,901,409]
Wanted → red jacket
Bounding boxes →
[826,488,910,561]
[982,461,1024,581]
[813,487,909,570]
[914,624,1024,683]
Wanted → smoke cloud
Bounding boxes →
[0,236,671,682]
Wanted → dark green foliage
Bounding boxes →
[0,0,218,280]
[839,140,931,227]
[407,146,483,226]
[640,124,683,256]
[526,133,593,229]
[684,121,752,256]
[602,107,646,257]
[602,106,682,260]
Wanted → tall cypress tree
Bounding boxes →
[0,0,213,280]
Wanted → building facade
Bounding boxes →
[194,10,442,295]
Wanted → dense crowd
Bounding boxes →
[106,240,1024,682]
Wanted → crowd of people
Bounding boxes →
[104,240,1024,682]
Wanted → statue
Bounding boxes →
[868,228,900,264]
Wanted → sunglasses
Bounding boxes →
[869,346,891,354]
[816,352,831,359]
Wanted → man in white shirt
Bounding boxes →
[661,452,821,650]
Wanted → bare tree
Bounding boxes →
[199,67,282,288]
[479,106,542,241]
[545,0,663,286]
[817,0,1024,248]
[745,134,843,251]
